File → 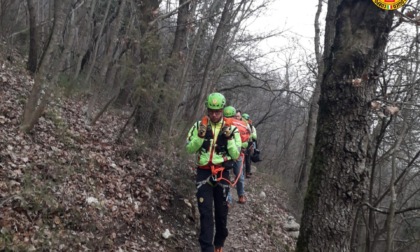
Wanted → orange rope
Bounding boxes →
[210,152,244,187]
[229,153,244,187]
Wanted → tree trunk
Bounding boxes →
[89,0,127,124]
[296,1,394,251]
[99,0,126,86]
[191,0,234,121]
[26,0,38,73]
[385,152,397,252]
[296,0,324,193]
[21,0,71,133]
[364,38,418,251]
[85,0,112,121]
[73,0,97,80]
[132,0,162,139]
[148,0,191,138]
[176,0,211,120]
[163,0,190,86]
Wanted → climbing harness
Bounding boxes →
[196,154,244,192]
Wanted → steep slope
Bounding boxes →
[0,48,298,251]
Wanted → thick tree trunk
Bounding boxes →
[296,1,393,251]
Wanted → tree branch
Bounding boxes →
[149,0,193,26]
[363,202,420,215]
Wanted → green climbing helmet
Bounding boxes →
[223,106,236,118]
[242,113,250,120]
[205,92,226,110]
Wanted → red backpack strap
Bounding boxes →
[201,115,209,126]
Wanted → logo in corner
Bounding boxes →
[372,0,407,10]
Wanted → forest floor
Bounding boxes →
[0,48,298,251]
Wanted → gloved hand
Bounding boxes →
[222,160,236,170]
[198,124,207,138]
[221,126,232,139]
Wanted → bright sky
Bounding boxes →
[246,0,324,54]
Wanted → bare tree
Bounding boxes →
[132,0,163,140]
[21,0,73,133]
[296,0,394,251]
[26,0,38,73]
[84,0,112,121]
[296,0,324,194]
[358,16,420,251]
[185,0,236,121]
[73,0,97,80]
[89,0,127,125]
[147,0,193,140]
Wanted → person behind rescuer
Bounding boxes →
[223,105,250,205]
[242,113,258,177]
[186,92,241,252]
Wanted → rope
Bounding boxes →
[230,153,244,187]
[196,155,245,190]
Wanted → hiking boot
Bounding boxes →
[246,173,252,178]
[238,195,246,204]
[215,247,223,252]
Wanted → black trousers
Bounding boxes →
[196,168,230,252]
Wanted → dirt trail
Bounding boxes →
[222,167,297,252]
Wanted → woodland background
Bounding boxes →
[1,0,420,251]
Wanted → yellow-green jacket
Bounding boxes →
[186,117,240,167]
[250,125,257,141]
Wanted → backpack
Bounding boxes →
[227,118,250,143]
[251,148,262,162]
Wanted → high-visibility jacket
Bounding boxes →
[186,117,240,168]
[250,125,257,141]
[246,119,257,141]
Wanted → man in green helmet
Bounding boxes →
[186,92,240,252]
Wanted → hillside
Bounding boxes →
[0,49,298,251]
